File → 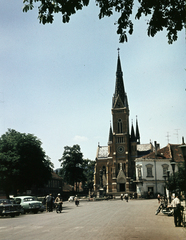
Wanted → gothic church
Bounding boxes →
[94,52,152,195]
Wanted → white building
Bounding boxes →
[135,143,184,198]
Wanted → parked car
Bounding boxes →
[0,199,23,217]
[14,196,44,214]
[68,196,74,202]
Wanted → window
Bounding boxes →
[137,167,142,180]
[117,137,124,143]
[118,119,122,133]
[162,164,169,176]
[146,164,153,177]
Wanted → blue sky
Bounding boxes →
[1,1,185,169]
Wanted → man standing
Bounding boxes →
[171,195,182,227]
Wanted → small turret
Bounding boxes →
[130,120,136,142]
[136,116,140,144]
[108,123,113,144]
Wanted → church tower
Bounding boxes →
[94,51,142,196]
[110,52,130,192]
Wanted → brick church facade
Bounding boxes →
[94,52,152,196]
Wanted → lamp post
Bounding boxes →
[163,174,167,196]
[170,160,176,194]
[179,143,186,206]
[167,170,171,203]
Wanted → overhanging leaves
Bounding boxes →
[22,0,185,43]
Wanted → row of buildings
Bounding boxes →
[93,52,185,198]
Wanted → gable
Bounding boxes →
[113,95,124,108]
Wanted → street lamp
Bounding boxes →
[167,170,171,203]
[170,160,176,175]
[179,142,186,206]
[163,174,167,196]
[170,160,176,194]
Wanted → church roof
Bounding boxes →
[97,146,108,159]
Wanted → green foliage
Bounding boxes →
[0,129,53,197]
[82,159,95,190]
[166,163,186,193]
[22,0,185,43]
[59,144,86,188]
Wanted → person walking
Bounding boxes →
[171,195,182,227]
[157,194,161,204]
[74,195,79,206]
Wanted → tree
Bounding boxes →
[59,144,86,191]
[82,159,95,192]
[166,163,186,195]
[22,0,185,44]
[0,129,53,198]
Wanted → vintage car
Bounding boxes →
[14,196,44,214]
[0,199,23,217]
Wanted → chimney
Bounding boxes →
[154,141,157,156]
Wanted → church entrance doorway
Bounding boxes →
[120,183,125,192]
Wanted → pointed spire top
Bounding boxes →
[108,122,113,144]
[117,48,120,56]
[131,121,136,142]
[136,115,140,144]
[116,49,122,74]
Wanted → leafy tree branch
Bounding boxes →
[22,0,185,43]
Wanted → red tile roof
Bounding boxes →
[140,144,184,163]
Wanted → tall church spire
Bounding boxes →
[112,50,128,109]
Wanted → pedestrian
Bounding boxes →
[171,195,182,227]
[55,193,63,213]
[124,193,129,202]
[48,193,53,212]
[46,194,50,212]
[74,195,79,206]
[157,194,161,203]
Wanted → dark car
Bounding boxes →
[0,199,23,217]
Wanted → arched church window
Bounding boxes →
[118,119,122,133]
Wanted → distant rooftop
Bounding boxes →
[139,144,184,163]
[137,143,153,152]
